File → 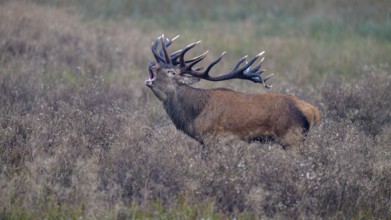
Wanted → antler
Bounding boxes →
[151,35,274,88]
[151,34,178,64]
[178,42,273,88]
[151,34,204,66]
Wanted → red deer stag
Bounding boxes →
[145,35,320,148]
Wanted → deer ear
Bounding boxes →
[177,75,201,85]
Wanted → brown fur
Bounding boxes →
[194,89,320,147]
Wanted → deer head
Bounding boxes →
[146,62,201,101]
[145,35,274,101]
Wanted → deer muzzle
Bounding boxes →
[145,62,156,87]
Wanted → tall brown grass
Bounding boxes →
[0,1,390,219]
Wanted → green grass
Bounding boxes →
[0,201,220,220]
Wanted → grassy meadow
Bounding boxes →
[0,0,391,219]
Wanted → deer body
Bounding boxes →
[146,35,320,147]
[159,81,319,146]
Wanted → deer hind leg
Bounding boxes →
[250,135,276,144]
[279,126,306,149]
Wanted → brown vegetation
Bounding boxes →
[0,1,390,219]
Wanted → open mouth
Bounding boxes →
[145,63,156,86]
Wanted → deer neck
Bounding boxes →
[163,84,210,138]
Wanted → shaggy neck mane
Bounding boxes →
[163,84,210,137]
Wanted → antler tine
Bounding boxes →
[179,41,202,68]
[186,50,209,68]
[170,49,182,57]
[247,56,265,74]
[151,35,207,66]
[160,35,181,63]
[244,52,265,74]
[233,55,248,71]
[260,73,274,88]
[172,49,210,66]
[170,35,180,43]
[170,50,182,65]
[237,51,264,73]
[202,51,226,75]
[151,36,167,63]
[241,52,274,88]
[181,51,226,79]
[160,35,172,64]
[164,35,178,45]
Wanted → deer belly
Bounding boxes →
[195,113,276,140]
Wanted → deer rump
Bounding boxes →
[163,87,319,147]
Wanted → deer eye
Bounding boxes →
[167,70,176,76]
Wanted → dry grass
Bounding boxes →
[0,1,390,219]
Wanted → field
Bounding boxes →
[0,0,391,219]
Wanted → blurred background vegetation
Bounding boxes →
[30,0,391,83]
[35,0,391,39]
[0,0,390,219]
[33,0,391,40]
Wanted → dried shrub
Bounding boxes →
[321,66,391,136]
